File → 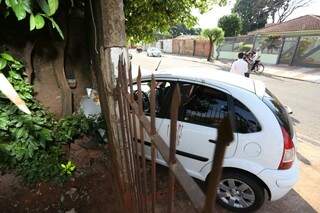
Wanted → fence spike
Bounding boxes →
[168,84,181,213]
[202,115,234,213]
[150,75,157,213]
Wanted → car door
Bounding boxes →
[175,82,238,179]
[133,80,176,160]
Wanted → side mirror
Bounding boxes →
[285,105,293,115]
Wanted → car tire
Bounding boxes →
[209,170,265,212]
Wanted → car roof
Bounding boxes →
[139,67,265,96]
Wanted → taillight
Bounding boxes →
[278,127,295,170]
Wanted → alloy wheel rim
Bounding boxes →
[217,178,255,208]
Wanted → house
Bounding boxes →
[217,15,320,67]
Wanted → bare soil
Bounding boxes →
[0,137,122,213]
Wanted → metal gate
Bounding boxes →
[109,57,234,213]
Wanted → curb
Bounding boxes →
[165,54,320,84]
[255,72,320,84]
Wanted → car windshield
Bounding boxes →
[263,89,293,138]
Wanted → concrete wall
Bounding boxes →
[173,39,195,56]
[143,42,156,50]
[260,54,278,64]
[217,51,278,65]
[218,51,238,60]
[194,40,210,57]
[155,41,161,49]
[162,39,172,53]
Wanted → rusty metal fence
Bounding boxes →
[111,57,234,213]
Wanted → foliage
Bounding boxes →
[0,0,63,39]
[170,24,202,38]
[266,0,309,23]
[232,0,269,34]
[54,113,97,143]
[202,27,224,61]
[233,0,310,34]
[259,36,282,53]
[0,53,100,183]
[218,14,241,37]
[202,27,225,44]
[124,0,227,43]
[61,161,76,176]
[239,43,253,52]
[15,146,64,183]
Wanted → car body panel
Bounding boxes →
[133,68,298,202]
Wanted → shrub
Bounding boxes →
[0,53,102,183]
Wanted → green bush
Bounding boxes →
[239,43,253,52]
[0,53,102,183]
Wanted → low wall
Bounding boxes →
[260,54,278,64]
[194,40,210,57]
[218,51,278,65]
[172,39,194,56]
[218,51,238,60]
[162,39,172,53]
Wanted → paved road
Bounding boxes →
[131,51,320,213]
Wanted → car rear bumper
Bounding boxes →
[257,159,299,201]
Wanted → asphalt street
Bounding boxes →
[131,50,320,213]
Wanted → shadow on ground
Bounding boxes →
[150,163,317,213]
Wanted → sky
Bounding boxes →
[195,0,320,29]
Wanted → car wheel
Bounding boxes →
[214,170,265,212]
[256,64,264,74]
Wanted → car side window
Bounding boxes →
[133,81,175,118]
[233,99,262,133]
[180,83,229,128]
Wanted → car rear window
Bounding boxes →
[263,89,293,138]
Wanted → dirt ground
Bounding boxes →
[0,137,122,213]
[0,137,222,213]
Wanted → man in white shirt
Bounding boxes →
[230,52,249,77]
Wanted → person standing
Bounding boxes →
[230,52,249,77]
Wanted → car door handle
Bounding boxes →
[208,139,217,144]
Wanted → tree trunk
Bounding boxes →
[87,0,127,209]
[52,42,73,116]
[23,41,35,84]
[207,39,213,62]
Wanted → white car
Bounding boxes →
[147,47,161,57]
[134,68,299,212]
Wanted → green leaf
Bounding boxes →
[12,2,27,21]
[48,0,58,16]
[29,14,35,31]
[39,128,52,141]
[1,53,15,62]
[0,58,7,70]
[49,17,64,39]
[37,0,50,16]
[5,0,12,7]
[4,10,10,18]
[15,128,25,139]
[34,14,45,29]
[22,0,32,13]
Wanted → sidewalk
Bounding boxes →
[165,54,320,84]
